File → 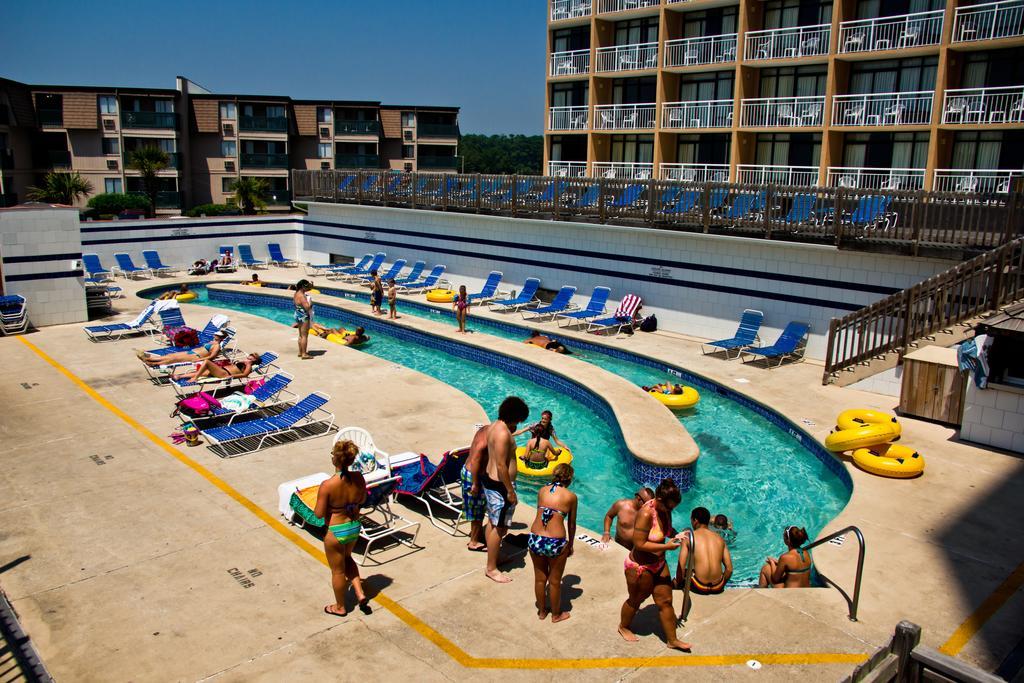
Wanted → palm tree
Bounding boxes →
[26,171,93,206]
[228,176,269,215]
[126,146,170,217]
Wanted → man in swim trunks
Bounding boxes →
[523,330,570,354]
[293,279,314,359]
[481,396,530,583]
[675,506,732,622]
[602,487,654,549]
[462,425,491,552]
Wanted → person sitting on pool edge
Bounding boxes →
[643,383,684,395]
[519,425,562,470]
[524,330,571,354]
[158,284,190,301]
[674,506,732,622]
[758,526,813,589]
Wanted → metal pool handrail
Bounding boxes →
[805,525,866,621]
[678,529,696,623]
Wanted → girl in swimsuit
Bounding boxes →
[758,526,813,588]
[453,285,469,333]
[179,352,260,382]
[314,440,372,617]
[618,478,692,652]
[528,464,577,622]
[520,426,562,470]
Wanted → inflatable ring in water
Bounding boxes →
[516,445,573,477]
[648,387,700,410]
[824,422,899,452]
[852,443,924,478]
[835,408,901,437]
[176,292,198,302]
[426,289,456,303]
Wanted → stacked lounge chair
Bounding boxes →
[0,295,29,335]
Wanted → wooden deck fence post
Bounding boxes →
[476,173,482,213]
[701,184,711,234]
[599,178,607,224]
[412,172,418,209]
[835,187,845,248]
[356,171,364,204]
[553,177,561,221]
[332,170,338,203]
[893,620,921,683]
[822,317,839,385]
[1004,176,1024,246]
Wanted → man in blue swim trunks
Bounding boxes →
[461,425,491,552]
[480,396,529,584]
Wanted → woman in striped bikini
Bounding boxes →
[314,440,372,617]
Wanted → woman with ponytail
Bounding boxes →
[758,525,812,588]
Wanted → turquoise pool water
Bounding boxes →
[145,284,850,585]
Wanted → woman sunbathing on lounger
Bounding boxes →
[314,440,372,618]
[136,330,227,366]
[179,352,260,382]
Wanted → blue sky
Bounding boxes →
[0,0,547,135]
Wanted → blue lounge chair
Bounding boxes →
[237,244,268,269]
[188,372,297,427]
[216,246,237,273]
[609,185,645,209]
[201,392,335,457]
[586,294,643,336]
[157,305,187,330]
[658,187,682,208]
[357,259,406,285]
[701,309,764,357]
[532,181,567,205]
[141,250,180,276]
[846,195,895,232]
[84,301,159,341]
[393,261,425,286]
[663,190,700,216]
[113,253,152,279]
[466,271,505,305]
[574,185,601,208]
[523,286,578,321]
[778,194,819,227]
[394,448,470,535]
[385,174,404,193]
[489,278,541,312]
[739,322,810,368]
[362,176,379,192]
[337,175,355,192]
[267,243,298,267]
[171,352,279,396]
[310,253,370,277]
[83,253,113,281]
[718,192,765,222]
[148,318,233,355]
[397,265,448,293]
[556,286,611,327]
[333,252,385,281]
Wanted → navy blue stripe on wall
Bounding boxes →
[3,252,82,264]
[82,229,299,247]
[6,270,84,282]
[79,218,296,234]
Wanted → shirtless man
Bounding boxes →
[523,330,570,354]
[480,396,530,583]
[461,425,491,552]
[675,506,732,622]
[602,487,654,549]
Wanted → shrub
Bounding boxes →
[185,203,239,218]
[86,193,150,215]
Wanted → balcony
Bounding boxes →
[933,169,1023,193]
[827,167,926,191]
[744,24,831,61]
[124,150,181,169]
[737,164,819,186]
[831,91,934,127]
[548,161,588,177]
[953,0,1024,43]
[334,120,380,135]
[418,155,458,169]
[941,86,1024,124]
[659,163,730,182]
[664,34,738,68]
[335,154,380,168]
[38,109,63,127]
[592,161,653,179]
[596,0,659,13]
[550,49,591,77]
[662,100,733,129]
[594,103,657,129]
[238,115,288,132]
[418,123,460,138]
[120,111,177,129]
[0,148,13,170]
[129,191,181,209]
[240,152,290,168]
[551,0,591,21]
[596,42,658,72]
[262,189,292,205]
[549,105,590,131]
[47,150,71,169]
[740,96,825,128]
[838,10,944,54]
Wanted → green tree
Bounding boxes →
[458,134,542,175]
[228,176,269,215]
[26,171,93,205]
[126,146,170,217]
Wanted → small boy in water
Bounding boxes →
[387,279,398,320]
[711,513,737,545]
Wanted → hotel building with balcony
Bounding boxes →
[0,76,459,213]
[544,0,1024,193]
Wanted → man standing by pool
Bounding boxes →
[602,488,654,549]
[479,396,529,583]
[293,279,314,360]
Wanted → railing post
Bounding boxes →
[553,176,561,221]
[599,177,607,223]
[900,285,916,356]
[476,173,483,213]
[1003,176,1024,245]
[442,174,450,211]
[702,184,711,233]
[412,172,418,209]
[382,172,390,207]
[893,621,922,682]
[646,178,655,225]
[512,174,519,218]
[763,186,773,239]
[357,171,365,204]
[332,170,338,203]
[988,246,1007,309]
[822,317,838,385]
[834,187,845,248]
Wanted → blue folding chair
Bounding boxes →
[489,278,541,312]
[83,253,113,281]
[393,261,425,286]
[609,185,645,208]
[356,259,406,285]
[237,244,268,269]
[556,286,611,327]
[523,286,578,321]
[201,392,335,458]
[267,243,298,267]
[84,301,159,341]
[141,250,180,276]
[113,253,152,279]
[739,322,810,368]
[701,309,764,357]
[467,271,505,305]
[397,265,448,293]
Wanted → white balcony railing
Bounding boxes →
[548,161,589,178]
[933,168,1024,193]
[838,10,944,53]
[548,106,590,131]
[596,42,659,72]
[744,24,831,61]
[550,49,591,77]
[831,91,934,126]
[664,34,739,67]
[953,0,1024,42]
[740,96,826,128]
[551,0,592,21]
[593,103,657,129]
[596,0,659,14]
[942,86,1024,124]
[592,161,654,180]
[737,164,820,186]
[827,167,926,191]
[661,100,734,128]
[660,163,730,182]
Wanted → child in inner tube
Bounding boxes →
[643,382,684,395]
[520,425,562,470]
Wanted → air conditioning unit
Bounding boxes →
[106,159,118,170]
[103,119,116,131]
[222,123,235,137]
[320,126,330,138]
[320,161,330,170]
[225,160,235,172]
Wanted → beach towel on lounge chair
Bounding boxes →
[394,448,470,535]
[586,294,643,336]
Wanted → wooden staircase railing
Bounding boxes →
[822,236,1024,384]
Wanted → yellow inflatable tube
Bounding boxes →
[852,443,924,478]
[824,422,899,452]
[176,292,197,302]
[324,330,367,347]
[648,387,700,410]
[426,289,456,303]
[516,445,573,478]
[835,409,902,438]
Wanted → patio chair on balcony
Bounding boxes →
[880,176,902,191]
[965,100,987,124]
[683,49,699,65]
[836,175,858,189]
[800,103,823,126]
[755,39,775,60]
[844,104,866,126]
[621,110,639,127]
[600,110,616,128]
[618,51,638,71]
[778,104,800,126]
[956,176,980,193]
[944,100,967,123]
[797,35,820,57]
[843,32,866,51]
[898,25,921,48]
[883,104,905,126]
[571,112,588,129]
[666,108,684,127]
[602,169,617,179]
[719,44,737,62]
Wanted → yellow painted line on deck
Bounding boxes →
[940,559,1024,656]
[18,335,867,670]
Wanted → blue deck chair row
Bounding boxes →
[201,392,336,458]
[186,372,297,428]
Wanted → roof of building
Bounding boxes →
[979,302,1024,335]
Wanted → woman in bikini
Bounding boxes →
[453,285,469,333]
[618,478,692,651]
[519,426,562,470]
[758,525,813,588]
[137,330,227,366]
[314,440,373,617]
[528,464,577,623]
[178,352,260,382]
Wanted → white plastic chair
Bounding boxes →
[334,427,392,479]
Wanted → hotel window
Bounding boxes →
[842,132,928,169]
[403,130,413,141]
[676,134,731,165]
[318,142,332,158]
[613,17,658,45]
[854,0,945,20]
[98,96,117,114]
[551,82,589,108]
[221,140,236,157]
[104,178,122,193]
[950,131,1024,170]
[401,112,415,127]
[755,132,821,167]
[763,0,832,29]
[402,145,415,158]
[678,72,733,101]
[610,134,654,163]
[267,105,286,119]
[758,66,827,98]
[318,107,333,123]
[612,77,657,104]
[220,102,236,120]
[680,7,738,38]
[222,177,236,193]
[552,26,589,52]
[960,48,1024,89]
[154,99,174,113]
[102,137,120,155]
[848,57,937,94]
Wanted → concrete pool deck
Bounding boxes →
[0,267,1021,681]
